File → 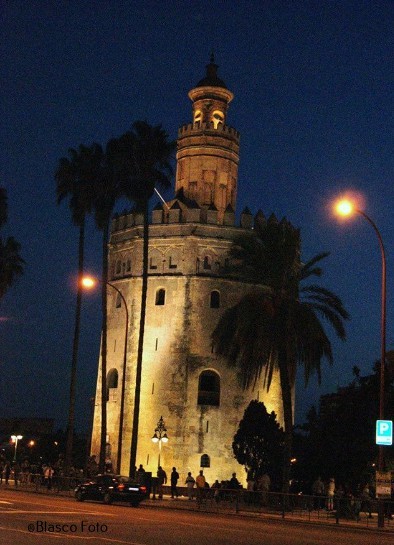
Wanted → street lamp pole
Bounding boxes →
[11,435,22,462]
[334,200,387,528]
[356,210,387,454]
[82,277,129,475]
[107,282,129,475]
[151,416,169,468]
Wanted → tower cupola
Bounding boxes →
[175,57,240,224]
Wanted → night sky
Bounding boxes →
[1,1,393,433]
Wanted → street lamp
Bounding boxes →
[82,276,129,475]
[151,416,169,468]
[334,197,387,527]
[11,435,23,462]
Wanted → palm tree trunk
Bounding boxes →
[278,347,293,493]
[99,222,109,473]
[65,221,85,474]
[129,198,149,477]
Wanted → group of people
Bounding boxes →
[311,476,378,517]
[137,465,246,502]
[0,457,77,489]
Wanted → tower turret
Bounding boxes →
[175,56,240,223]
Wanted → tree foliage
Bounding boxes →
[0,187,24,299]
[233,400,285,489]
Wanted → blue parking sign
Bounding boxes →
[376,420,393,445]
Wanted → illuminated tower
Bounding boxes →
[90,59,283,482]
[176,55,239,223]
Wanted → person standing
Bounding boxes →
[136,464,145,484]
[185,472,195,500]
[170,467,179,498]
[327,478,335,511]
[44,464,54,490]
[4,462,11,485]
[312,476,325,509]
[157,466,167,499]
[195,470,206,505]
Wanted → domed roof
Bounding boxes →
[195,54,228,89]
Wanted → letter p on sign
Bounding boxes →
[376,420,393,445]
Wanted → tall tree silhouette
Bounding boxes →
[55,144,102,471]
[212,214,349,491]
[0,187,24,299]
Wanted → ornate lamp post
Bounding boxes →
[82,276,129,475]
[11,435,22,462]
[334,198,387,527]
[151,416,169,468]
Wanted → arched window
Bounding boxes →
[212,110,224,129]
[155,288,165,306]
[115,292,122,308]
[126,259,131,273]
[200,454,210,468]
[107,369,118,389]
[203,256,211,270]
[210,290,220,308]
[198,370,220,406]
[115,260,122,274]
[194,109,202,126]
[106,369,118,401]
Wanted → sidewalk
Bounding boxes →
[141,492,393,533]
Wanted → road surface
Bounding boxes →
[0,489,391,545]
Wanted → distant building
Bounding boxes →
[91,58,285,482]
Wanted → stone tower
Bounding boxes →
[90,59,283,483]
[176,55,239,223]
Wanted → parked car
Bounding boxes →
[75,474,147,506]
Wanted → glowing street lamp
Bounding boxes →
[333,197,387,527]
[82,275,129,475]
[151,416,169,468]
[11,435,23,462]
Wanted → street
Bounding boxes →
[0,489,392,545]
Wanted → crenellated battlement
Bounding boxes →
[110,205,255,233]
[178,122,240,142]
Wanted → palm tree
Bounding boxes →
[212,214,350,491]
[0,187,24,299]
[55,144,102,472]
[112,121,175,475]
[88,142,121,473]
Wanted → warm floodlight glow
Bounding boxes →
[335,199,355,217]
[81,276,96,289]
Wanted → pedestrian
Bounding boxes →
[312,476,325,509]
[229,472,241,489]
[157,466,167,499]
[136,464,145,484]
[257,473,270,505]
[13,462,20,487]
[195,470,206,505]
[327,478,335,510]
[44,464,54,490]
[170,467,179,498]
[211,479,221,503]
[4,462,11,485]
[185,472,195,500]
[360,484,373,518]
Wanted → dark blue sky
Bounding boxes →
[1,1,393,432]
